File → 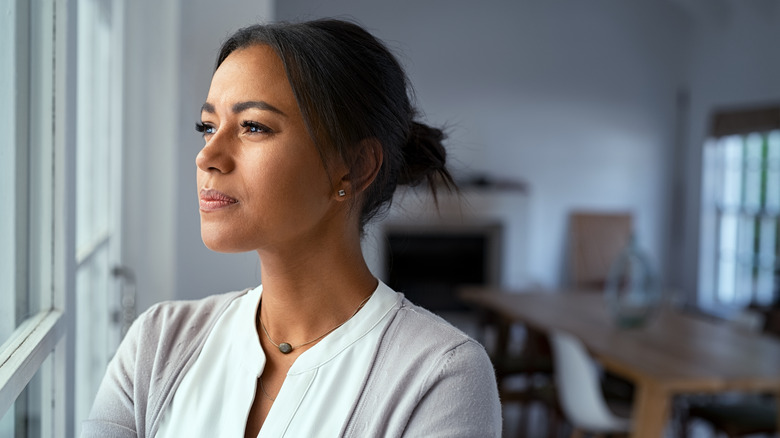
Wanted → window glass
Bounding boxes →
[0,0,62,434]
[0,0,55,347]
[1,0,132,433]
[0,0,30,347]
[73,0,126,428]
[0,354,53,438]
[706,130,780,306]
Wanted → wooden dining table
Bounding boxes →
[460,287,780,438]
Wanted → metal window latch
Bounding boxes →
[111,265,137,338]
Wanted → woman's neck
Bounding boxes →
[256,232,378,347]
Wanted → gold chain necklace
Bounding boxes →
[259,376,275,402]
[258,293,373,354]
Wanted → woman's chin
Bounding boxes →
[201,232,250,253]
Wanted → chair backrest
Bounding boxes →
[569,212,633,290]
[761,308,780,338]
[549,330,631,432]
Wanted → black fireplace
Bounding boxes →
[383,223,502,313]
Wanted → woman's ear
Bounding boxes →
[336,138,383,199]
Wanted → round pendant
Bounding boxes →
[279,343,293,354]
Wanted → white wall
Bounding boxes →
[122,0,181,312]
[277,0,689,289]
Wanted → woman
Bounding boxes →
[83,19,501,437]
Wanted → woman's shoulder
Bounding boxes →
[124,289,251,364]
[389,296,481,352]
[375,295,494,378]
[345,296,501,437]
[139,289,249,329]
[84,289,253,437]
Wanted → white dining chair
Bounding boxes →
[549,330,632,437]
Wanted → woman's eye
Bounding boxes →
[240,120,273,134]
[195,122,216,137]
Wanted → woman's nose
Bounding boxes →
[196,131,236,174]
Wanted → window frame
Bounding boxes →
[0,0,76,435]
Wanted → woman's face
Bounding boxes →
[196,44,344,253]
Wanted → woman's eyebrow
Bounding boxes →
[199,101,287,117]
[233,100,287,116]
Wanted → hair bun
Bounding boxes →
[399,121,452,189]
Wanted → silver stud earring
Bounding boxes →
[338,189,346,197]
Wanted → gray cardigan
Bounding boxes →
[82,290,502,437]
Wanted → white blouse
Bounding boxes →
[156,281,400,437]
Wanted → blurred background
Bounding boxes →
[2,0,779,436]
[160,0,779,309]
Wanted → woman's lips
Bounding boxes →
[199,188,239,212]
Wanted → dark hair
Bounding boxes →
[215,19,456,231]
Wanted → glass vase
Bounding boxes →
[604,235,660,328]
